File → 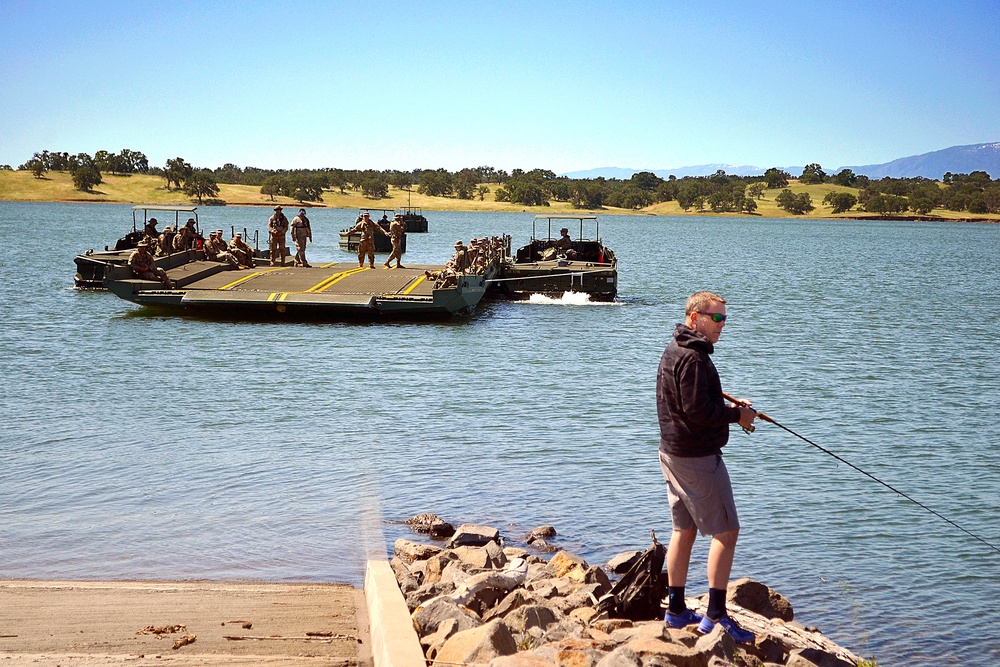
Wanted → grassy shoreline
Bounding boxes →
[2,169,997,222]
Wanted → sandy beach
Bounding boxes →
[0,579,371,666]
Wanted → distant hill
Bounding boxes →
[563,142,1000,181]
[837,142,1000,179]
[563,163,767,180]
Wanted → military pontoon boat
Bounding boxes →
[74,205,203,288]
[490,215,617,301]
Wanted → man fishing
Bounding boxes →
[656,290,757,643]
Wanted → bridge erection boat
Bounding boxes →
[74,205,204,288]
[490,215,617,301]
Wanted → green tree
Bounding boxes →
[72,164,103,192]
[799,163,827,185]
[763,167,790,189]
[417,169,453,197]
[745,182,766,200]
[164,157,193,189]
[775,189,814,214]
[831,169,858,187]
[184,170,220,203]
[822,191,858,213]
[454,169,479,199]
[360,177,388,199]
[742,197,758,214]
[477,184,490,201]
[25,158,47,178]
[260,176,285,201]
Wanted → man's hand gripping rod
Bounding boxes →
[723,392,775,433]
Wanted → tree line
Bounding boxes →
[11,149,1000,216]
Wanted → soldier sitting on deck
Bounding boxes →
[228,232,255,268]
[128,241,174,289]
[203,231,238,267]
[155,226,175,257]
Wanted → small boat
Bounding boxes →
[490,215,617,301]
[399,206,429,233]
[74,205,204,288]
[338,209,406,254]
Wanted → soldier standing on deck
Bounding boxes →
[268,205,289,266]
[384,213,406,269]
[290,208,313,267]
[350,212,388,268]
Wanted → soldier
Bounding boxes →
[553,227,576,258]
[156,225,175,256]
[228,232,255,268]
[205,230,238,267]
[349,212,388,268]
[143,217,159,244]
[128,240,174,288]
[290,208,312,267]
[383,213,406,269]
[268,205,289,266]
[173,218,200,252]
[452,240,469,274]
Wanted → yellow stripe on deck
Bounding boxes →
[219,267,288,291]
[402,275,426,295]
[308,266,370,293]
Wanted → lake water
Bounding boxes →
[1,201,998,666]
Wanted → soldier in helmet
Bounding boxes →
[128,240,174,288]
[156,225,175,256]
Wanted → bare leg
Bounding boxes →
[667,528,697,588]
[707,529,739,589]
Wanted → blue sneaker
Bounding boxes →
[697,614,755,643]
[665,608,704,629]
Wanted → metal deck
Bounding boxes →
[177,262,437,300]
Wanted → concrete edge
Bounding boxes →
[365,559,425,667]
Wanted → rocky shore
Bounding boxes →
[389,516,865,667]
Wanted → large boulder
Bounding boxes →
[394,538,442,563]
[405,581,457,612]
[549,551,590,581]
[728,578,794,622]
[448,523,501,548]
[412,596,483,636]
[595,645,642,667]
[605,551,642,574]
[483,588,537,622]
[504,604,561,634]
[424,550,462,585]
[405,513,456,539]
[785,648,854,667]
[436,618,519,665]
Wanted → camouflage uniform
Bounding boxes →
[350,215,388,268]
[156,227,175,256]
[228,235,255,267]
[290,211,312,267]
[204,234,238,267]
[268,208,289,266]
[173,223,199,252]
[128,246,173,288]
[384,217,406,268]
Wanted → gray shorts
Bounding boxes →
[659,450,740,536]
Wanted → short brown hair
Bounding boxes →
[685,291,726,316]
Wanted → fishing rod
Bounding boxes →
[723,392,1000,555]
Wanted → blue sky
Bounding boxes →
[1,0,998,173]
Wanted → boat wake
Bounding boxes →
[525,291,621,306]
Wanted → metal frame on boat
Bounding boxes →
[491,214,617,301]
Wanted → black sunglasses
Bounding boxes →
[699,312,727,323]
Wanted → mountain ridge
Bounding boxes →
[562,142,1000,181]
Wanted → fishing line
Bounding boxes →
[724,392,1000,555]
